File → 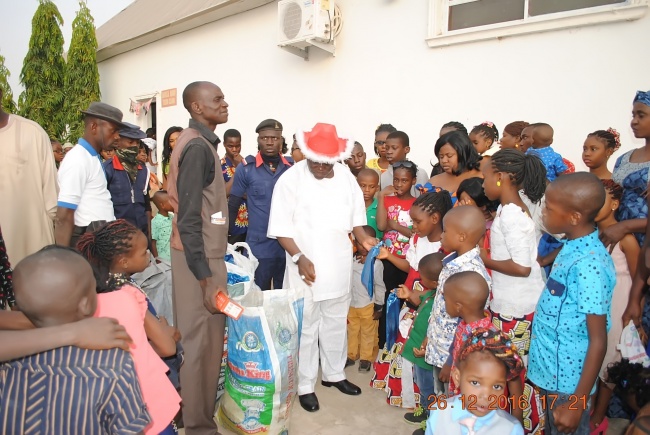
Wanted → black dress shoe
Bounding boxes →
[320,379,361,395]
[298,393,320,412]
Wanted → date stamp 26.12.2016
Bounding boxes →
[426,394,589,412]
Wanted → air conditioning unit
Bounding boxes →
[278,0,340,60]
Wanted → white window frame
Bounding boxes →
[427,0,648,48]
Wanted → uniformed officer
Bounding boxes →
[103,122,151,238]
[228,119,294,290]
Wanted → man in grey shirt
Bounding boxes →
[167,81,229,435]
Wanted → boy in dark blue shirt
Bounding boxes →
[0,246,150,434]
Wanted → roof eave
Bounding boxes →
[97,0,276,63]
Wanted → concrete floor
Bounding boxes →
[269,364,413,435]
[177,365,632,435]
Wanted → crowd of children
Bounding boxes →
[2,89,650,435]
[345,94,650,435]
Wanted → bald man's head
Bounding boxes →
[14,246,97,328]
[182,81,211,112]
[182,81,228,126]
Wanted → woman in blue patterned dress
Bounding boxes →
[604,92,650,247]
[611,152,650,245]
[601,90,650,427]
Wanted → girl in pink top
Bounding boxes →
[78,220,181,435]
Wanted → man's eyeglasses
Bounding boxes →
[392,161,414,169]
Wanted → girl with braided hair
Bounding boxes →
[582,128,622,180]
[590,180,640,433]
[440,121,468,137]
[470,122,499,157]
[373,190,453,413]
[471,122,500,174]
[423,327,525,435]
[77,220,181,434]
[480,148,547,434]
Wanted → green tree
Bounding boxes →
[19,0,66,138]
[0,53,16,113]
[64,1,100,143]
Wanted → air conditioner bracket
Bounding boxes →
[279,39,335,61]
[279,45,310,61]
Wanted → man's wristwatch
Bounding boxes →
[291,252,303,263]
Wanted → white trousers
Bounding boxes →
[297,287,351,395]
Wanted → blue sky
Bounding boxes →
[1,0,134,99]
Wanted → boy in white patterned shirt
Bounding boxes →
[425,206,491,394]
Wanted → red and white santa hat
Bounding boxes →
[295,123,355,164]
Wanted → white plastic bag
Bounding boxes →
[228,242,259,277]
[226,242,260,297]
[618,320,650,367]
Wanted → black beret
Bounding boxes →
[255,119,283,133]
[119,122,147,139]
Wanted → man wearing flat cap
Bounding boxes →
[55,102,128,248]
[228,118,294,290]
[103,123,152,239]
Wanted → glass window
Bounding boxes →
[449,0,525,31]
[529,0,626,16]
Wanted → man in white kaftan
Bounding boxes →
[0,89,58,265]
[267,123,377,412]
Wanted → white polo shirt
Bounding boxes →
[57,138,115,226]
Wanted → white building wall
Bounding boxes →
[98,1,650,176]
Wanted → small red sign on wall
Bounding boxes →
[161,88,177,107]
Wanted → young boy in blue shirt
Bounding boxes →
[528,172,616,435]
[523,123,568,182]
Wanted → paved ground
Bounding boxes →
[269,364,413,435]
[177,364,632,435]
